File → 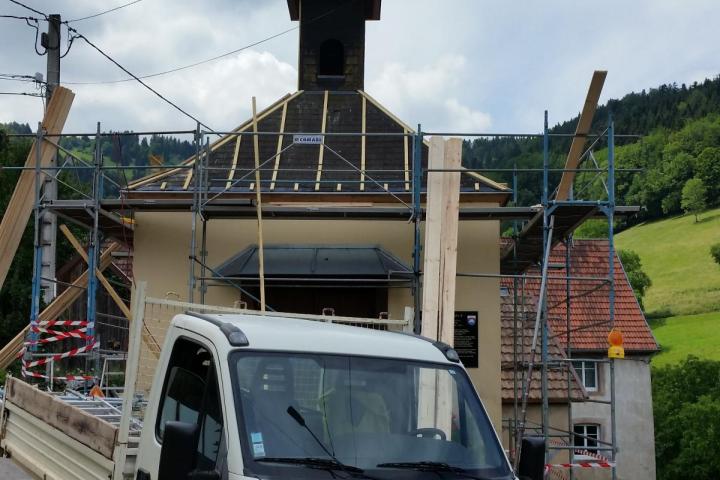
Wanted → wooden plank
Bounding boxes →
[360,95,367,192]
[403,128,410,191]
[439,138,462,346]
[314,90,330,191]
[206,91,300,153]
[225,136,242,190]
[421,137,445,340]
[4,377,118,459]
[252,97,266,311]
[556,70,607,200]
[0,86,74,292]
[0,244,119,369]
[126,91,303,190]
[359,90,418,136]
[182,160,194,190]
[270,101,288,190]
[59,225,131,319]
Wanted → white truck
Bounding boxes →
[1,311,545,480]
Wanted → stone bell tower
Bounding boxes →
[287,0,382,91]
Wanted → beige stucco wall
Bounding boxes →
[501,403,571,464]
[132,211,502,428]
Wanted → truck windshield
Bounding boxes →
[230,352,513,479]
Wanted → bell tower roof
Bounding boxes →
[286,0,381,21]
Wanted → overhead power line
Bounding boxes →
[63,0,358,86]
[66,25,214,131]
[0,13,36,20]
[67,0,142,23]
[7,0,46,19]
[63,26,298,85]
[0,91,43,97]
[4,1,213,130]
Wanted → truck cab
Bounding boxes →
[135,312,536,480]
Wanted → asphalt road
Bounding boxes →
[0,458,32,479]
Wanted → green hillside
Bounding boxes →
[616,207,720,318]
[649,312,720,367]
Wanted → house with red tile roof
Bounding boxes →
[501,239,658,480]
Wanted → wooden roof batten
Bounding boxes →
[125,90,511,203]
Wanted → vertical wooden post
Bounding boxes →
[438,138,462,346]
[252,97,266,311]
[113,281,145,480]
[421,137,445,340]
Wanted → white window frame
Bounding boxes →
[572,360,598,392]
[573,423,601,459]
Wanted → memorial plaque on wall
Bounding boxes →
[454,311,479,368]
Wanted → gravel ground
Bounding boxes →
[0,458,32,479]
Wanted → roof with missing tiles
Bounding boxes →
[126,90,511,202]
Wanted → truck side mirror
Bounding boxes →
[517,436,546,480]
[159,421,199,480]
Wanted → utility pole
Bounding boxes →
[40,14,61,303]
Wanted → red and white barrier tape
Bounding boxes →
[33,320,89,327]
[25,328,90,345]
[21,367,95,382]
[574,448,611,463]
[21,341,98,369]
[547,462,615,469]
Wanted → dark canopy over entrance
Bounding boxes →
[214,245,412,318]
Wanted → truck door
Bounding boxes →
[136,337,226,479]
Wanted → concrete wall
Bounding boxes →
[131,211,504,428]
[572,356,656,480]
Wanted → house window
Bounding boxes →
[318,39,345,76]
[572,360,598,392]
[573,424,600,452]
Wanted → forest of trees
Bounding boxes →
[464,75,720,228]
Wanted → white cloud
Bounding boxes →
[65,50,296,132]
[1,0,719,136]
[366,55,492,133]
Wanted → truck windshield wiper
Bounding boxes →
[257,456,365,473]
[376,461,488,479]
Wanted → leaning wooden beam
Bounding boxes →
[0,243,119,369]
[360,95,367,192]
[270,101,288,191]
[0,86,74,292]
[438,138,462,346]
[403,128,410,191]
[555,70,607,201]
[59,225,131,319]
[58,224,161,353]
[421,137,446,340]
[314,90,330,191]
[252,97,266,312]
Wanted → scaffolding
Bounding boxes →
[1,103,636,478]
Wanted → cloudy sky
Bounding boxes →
[0,0,718,136]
